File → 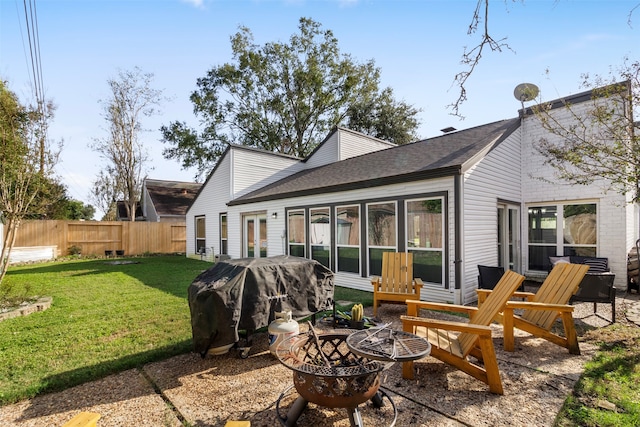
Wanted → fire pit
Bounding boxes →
[275,328,397,427]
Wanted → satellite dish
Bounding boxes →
[513,83,539,102]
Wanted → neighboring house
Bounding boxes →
[142,179,202,223]
[186,83,634,305]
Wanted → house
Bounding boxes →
[141,178,202,223]
[185,83,634,305]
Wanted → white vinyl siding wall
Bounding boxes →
[521,104,629,288]
[338,129,395,161]
[231,149,302,198]
[462,131,522,303]
[186,155,232,258]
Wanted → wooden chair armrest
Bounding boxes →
[476,289,535,303]
[505,301,575,312]
[401,315,492,336]
[405,299,477,316]
[512,291,536,301]
[413,278,424,289]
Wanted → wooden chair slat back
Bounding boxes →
[458,270,525,355]
[523,263,589,329]
[380,252,413,293]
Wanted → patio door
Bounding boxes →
[244,214,267,258]
[498,204,521,272]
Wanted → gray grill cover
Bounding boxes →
[188,255,334,354]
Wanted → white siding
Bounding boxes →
[521,103,630,288]
[231,149,303,198]
[338,129,395,161]
[186,154,232,257]
[462,131,522,303]
[304,132,339,169]
[305,129,395,169]
[142,187,158,222]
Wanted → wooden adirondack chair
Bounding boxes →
[371,252,423,316]
[401,270,525,394]
[477,262,590,354]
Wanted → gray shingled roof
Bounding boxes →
[145,179,203,216]
[229,119,520,206]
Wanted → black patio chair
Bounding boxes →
[477,265,505,290]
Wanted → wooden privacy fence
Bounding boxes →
[8,220,186,257]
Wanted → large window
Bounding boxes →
[406,198,444,284]
[195,216,206,254]
[220,214,228,255]
[287,209,305,257]
[336,205,360,274]
[310,207,330,268]
[528,202,597,271]
[367,202,396,276]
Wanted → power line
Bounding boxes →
[21,0,48,171]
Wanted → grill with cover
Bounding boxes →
[188,255,334,356]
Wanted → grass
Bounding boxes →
[0,256,374,405]
[554,325,640,426]
[0,255,209,405]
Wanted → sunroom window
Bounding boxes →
[406,198,444,284]
[336,205,360,274]
[287,209,305,257]
[367,202,396,276]
[310,207,330,268]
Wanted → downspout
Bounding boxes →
[454,171,463,305]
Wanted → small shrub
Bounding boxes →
[68,245,82,255]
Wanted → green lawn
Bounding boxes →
[0,256,208,404]
[0,256,373,405]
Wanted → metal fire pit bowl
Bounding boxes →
[275,331,389,409]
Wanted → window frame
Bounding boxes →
[219,213,228,255]
[335,204,361,274]
[527,201,598,271]
[287,209,306,257]
[195,215,206,254]
[405,196,445,285]
[366,201,397,276]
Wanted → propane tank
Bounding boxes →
[268,311,299,356]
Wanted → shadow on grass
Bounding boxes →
[6,255,211,299]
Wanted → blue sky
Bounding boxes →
[1,0,638,217]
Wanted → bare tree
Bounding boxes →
[451,1,638,117]
[0,80,59,282]
[92,67,163,221]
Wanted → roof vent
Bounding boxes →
[440,127,456,134]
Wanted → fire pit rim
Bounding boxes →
[275,330,389,377]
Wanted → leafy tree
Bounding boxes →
[345,87,420,145]
[531,58,640,202]
[63,200,95,220]
[91,67,163,222]
[161,17,420,178]
[0,79,60,282]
